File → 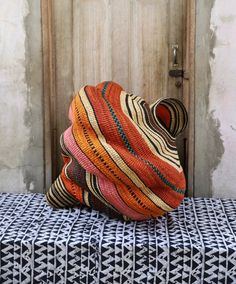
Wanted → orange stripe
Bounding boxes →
[116,183,165,217]
[72,92,136,186]
[71,90,163,215]
[90,84,186,209]
[106,85,186,188]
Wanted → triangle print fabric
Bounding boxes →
[46,81,188,220]
[0,193,236,283]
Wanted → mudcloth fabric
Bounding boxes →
[0,193,236,283]
[46,81,188,220]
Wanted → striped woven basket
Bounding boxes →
[46,81,188,221]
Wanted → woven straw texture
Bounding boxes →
[46,81,188,220]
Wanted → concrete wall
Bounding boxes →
[195,0,236,198]
[0,0,44,193]
[209,0,236,198]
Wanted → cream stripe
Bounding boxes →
[134,96,177,154]
[55,178,65,193]
[54,180,72,204]
[79,88,173,212]
[161,100,187,136]
[162,101,177,134]
[83,190,90,207]
[85,172,118,212]
[150,98,187,138]
[150,100,176,140]
[86,172,104,203]
[56,177,75,203]
[130,94,177,154]
[121,92,182,172]
[47,187,66,208]
[128,94,138,122]
[57,176,68,193]
[138,97,176,154]
[60,134,73,180]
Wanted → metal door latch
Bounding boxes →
[169,44,184,78]
[172,44,179,67]
[169,69,184,78]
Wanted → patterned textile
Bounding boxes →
[0,193,236,284]
[46,81,188,220]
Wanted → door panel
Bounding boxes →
[71,0,184,101]
[130,0,169,102]
[50,0,187,184]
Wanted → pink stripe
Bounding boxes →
[64,126,98,173]
[97,177,145,220]
[64,126,144,220]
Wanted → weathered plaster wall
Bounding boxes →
[209,1,236,198]
[195,0,236,198]
[0,0,44,193]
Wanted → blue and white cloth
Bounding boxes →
[0,193,236,283]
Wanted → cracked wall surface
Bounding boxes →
[209,0,236,198]
[195,0,236,198]
[0,0,44,193]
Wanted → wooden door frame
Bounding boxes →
[183,0,196,197]
[41,0,196,196]
[41,0,56,192]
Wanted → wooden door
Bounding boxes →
[42,0,194,195]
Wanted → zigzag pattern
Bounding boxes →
[0,193,236,283]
